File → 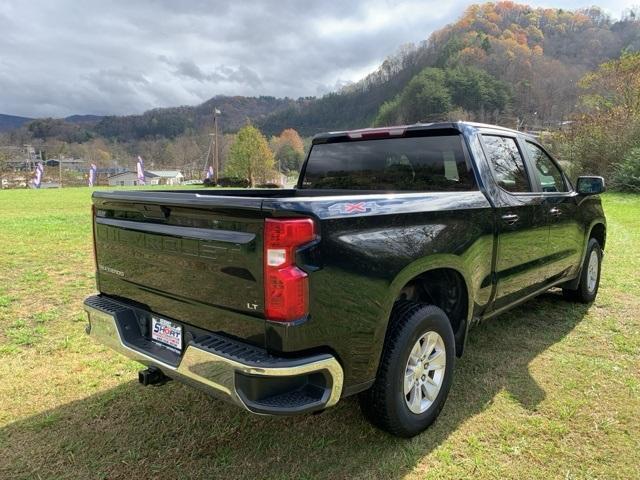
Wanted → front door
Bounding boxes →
[480,134,550,311]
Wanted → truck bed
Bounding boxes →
[92,187,490,352]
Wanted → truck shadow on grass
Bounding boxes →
[0,292,589,479]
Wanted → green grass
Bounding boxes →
[0,187,638,479]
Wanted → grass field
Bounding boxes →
[0,187,638,479]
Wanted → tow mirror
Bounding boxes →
[576,176,605,195]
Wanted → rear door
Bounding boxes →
[522,140,583,281]
[479,133,550,311]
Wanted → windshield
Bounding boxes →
[300,134,476,191]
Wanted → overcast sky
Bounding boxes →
[0,0,636,118]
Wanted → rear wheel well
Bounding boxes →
[590,223,606,251]
[395,268,469,357]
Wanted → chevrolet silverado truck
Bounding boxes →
[84,122,606,437]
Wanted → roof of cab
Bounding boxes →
[311,121,528,144]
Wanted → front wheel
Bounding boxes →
[359,302,455,438]
[563,238,602,303]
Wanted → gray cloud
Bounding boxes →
[165,57,262,87]
[0,0,636,117]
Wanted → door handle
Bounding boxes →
[501,213,519,225]
[549,207,562,217]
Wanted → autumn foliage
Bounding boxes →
[263,2,640,135]
[553,52,640,190]
[270,128,305,173]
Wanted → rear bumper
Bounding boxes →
[83,295,343,415]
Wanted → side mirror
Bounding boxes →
[576,176,605,195]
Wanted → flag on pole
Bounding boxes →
[33,162,43,189]
[214,108,221,115]
[136,156,145,185]
[206,165,214,180]
[88,163,97,187]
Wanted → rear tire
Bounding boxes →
[359,301,455,438]
[562,238,602,303]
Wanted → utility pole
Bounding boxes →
[214,112,219,184]
[202,108,221,183]
[23,144,33,171]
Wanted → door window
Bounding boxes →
[525,142,568,193]
[482,135,530,192]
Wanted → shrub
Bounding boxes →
[611,148,640,192]
[217,176,250,188]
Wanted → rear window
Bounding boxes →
[300,135,476,191]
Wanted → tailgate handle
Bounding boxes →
[136,204,170,220]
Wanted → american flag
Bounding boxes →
[136,156,145,185]
[33,162,43,189]
[88,163,97,187]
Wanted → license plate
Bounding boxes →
[151,317,182,352]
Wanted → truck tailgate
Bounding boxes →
[92,191,266,345]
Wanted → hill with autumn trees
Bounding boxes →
[261,2,640,134]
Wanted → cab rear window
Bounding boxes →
[301,134,477,191]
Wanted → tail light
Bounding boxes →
[264,218,316,322]
[91,204,98,269]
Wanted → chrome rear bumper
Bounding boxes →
[83,295,343,415]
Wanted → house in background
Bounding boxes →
[107,170,183,187]
[44,157,87,172]
[107,171,153,186]
[147,170,184,185]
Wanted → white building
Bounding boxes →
[107,170,184,187]
[107,171,149,187]
[147,170,184,185]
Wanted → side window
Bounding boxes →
[482,135,530,192]
[525,142,568,193]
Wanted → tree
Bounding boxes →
[553,52,640,182]
[224,124,275,186]
[166,135,203,178]
[374,68,452,125]
[273,128,305,154]
[580,51,640,117]
[445,66,509,116]
[82,138,112,168]
[612,147,640,192]
[276,144,303,173]
[271,128,305,173]
[374,66,509,125]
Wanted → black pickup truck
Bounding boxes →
[84,122,606,437]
